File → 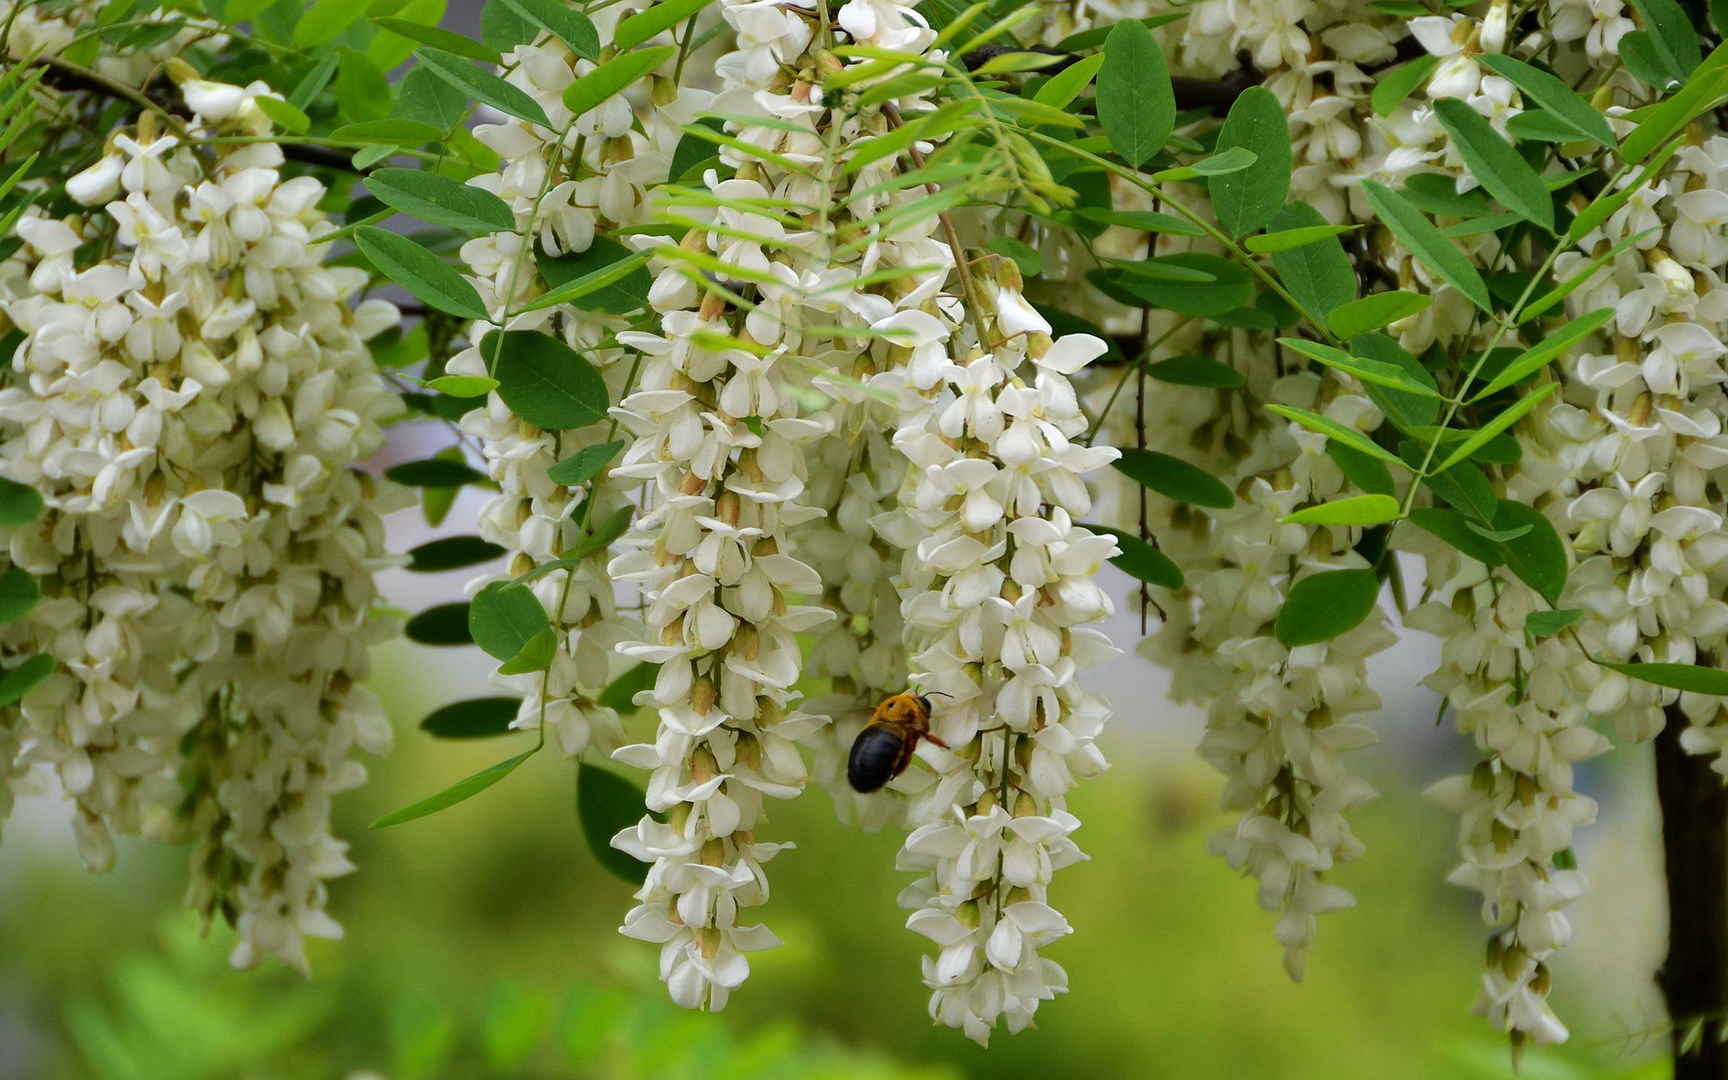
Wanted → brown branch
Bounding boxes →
[1656,697,1728,1080]
[30,55,359,173]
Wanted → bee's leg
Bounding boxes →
[924,733,951,749]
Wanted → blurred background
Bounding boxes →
[0,420,1683,1078]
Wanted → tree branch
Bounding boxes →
[1656,698,1728,1080]
[30,55,360,173]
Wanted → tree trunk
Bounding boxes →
[1655,702,1728,1079]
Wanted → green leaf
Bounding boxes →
[1096,19,1173,167]
[366,168,515,234]
[599,662,658,713]
[1085,524,1183,589]
[1520,228,1659,323]
[0,564,40,624]
[1527,609,1584,638]
[1354,333,1439,432]
[1277,338,1444,398]
[1244,223,1358,253]
[421,696,522,737]
[1477,55,1616,147]
[533,237,653,315]
[615,0,710,50]
[1494,500,1567,605]
[1143,354,1244,389]
[578,763,650,883]
[1431,98,1554,232]
[974,50,1065,75]
[386,458,488,487]
[253,95,310,134]
[1400,173,1493,219]
[1154,147,1257,181]
[547,441,625,486]
[480,0,539,49]
[1630,0,1702,79]
[1504,112,1583,144]
[0,653,53,706]
[1032,52,1104,109]
[1408,506,1504,566]
[295,0,364,46]
[1267,404,1407,468]
[469,581,550,662]
[498,626,558,674]
[372,748,538,827]
[497,0,600,59]
[1283,494,1401,526]
[406,602,474,646]
[331,119,448,145]
[1622,30,1681,86]
[1327,441,1395,497]
[1208,87,1291,238]
[1326,291,1431,339]
[1275,568,1381,647]
[417,48,551,128]
[374,17,501,63]
[1113,448,1233,509]
[1070,208,1202,236]
[424,375,499,397]
[408,536,506,572]
[1598,661,1728,695]
[1420,459,1498,523]
[563,505,631,563]
[1104,253,1253,316]
[1362,181,1492,314]
[1267,202,1356,325]
[397,64,471,129]
[483,331,608,430]
[1617,51,1728,165]
[563,45,675,117]
[1371,54,1438,116]
[0,478,43,527]
[1434,382,1558,473]
[336,48,392,124]
[1469,307,1613,402]
[355,227,490,321]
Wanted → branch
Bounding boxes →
[1655,698,1728,1080]
[31,55,361,174]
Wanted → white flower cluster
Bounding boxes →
[1535,136,1728,763]
[1407,564,1609,1045]
[448,8,701,761]
[869,272,1119,1042]
[1,0,221,86]
[1191,369,1393,981]
[600,0,837,1010]
[0,77,404,972]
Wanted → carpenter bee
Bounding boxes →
[847,691,950,794]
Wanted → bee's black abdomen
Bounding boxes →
[847,725,909,793]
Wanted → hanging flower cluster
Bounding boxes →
[0,73,404,972]
[8,0,1728,1058]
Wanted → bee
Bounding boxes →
[847,691,950,794]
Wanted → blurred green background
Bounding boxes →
[0,631,1680,1078]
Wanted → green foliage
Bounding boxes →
[1097,19,1172,167]
[1274,569,1381,647]
[1113,448,1234,509]
[468,582,551,663]
[482,331,610,430]
[407,536,507,572]
[0,563,40,623]
[373,747,540,828]
[421,697,523,738]
[1208,87,1291,238]
[578,763,653,883]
